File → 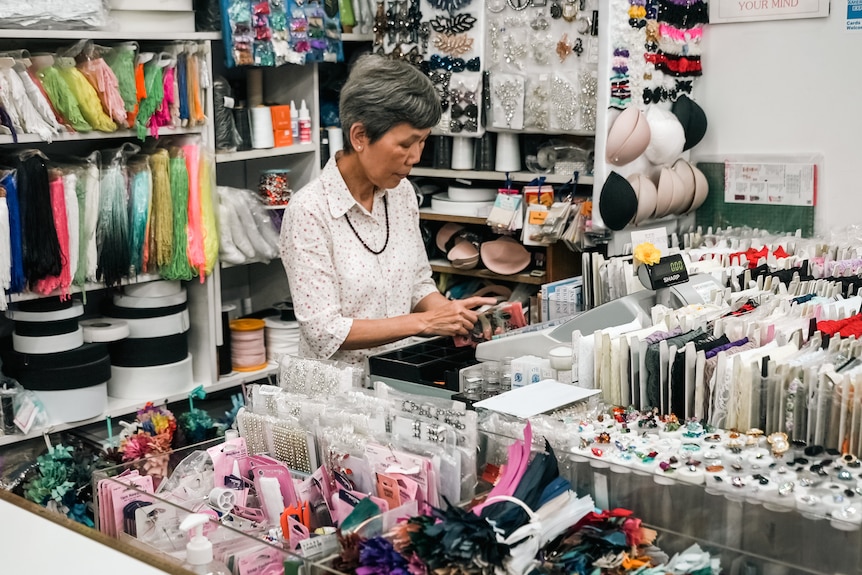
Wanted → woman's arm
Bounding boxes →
[341,294,497,350]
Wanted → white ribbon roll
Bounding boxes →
[122,309,190,339]
[13,326,84,354]
[113,288,188,309]
[34,383,108,425]
[80,318,131,343]
[108,354,194,399]
[6,301,84,322]
[124,280,183,298]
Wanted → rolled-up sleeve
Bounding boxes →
[280,198,353,360]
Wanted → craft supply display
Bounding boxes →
[597,0,709,231]
[0,137,218,303]
[0,41,208,143]
[485,0,599,133]
[220,0,345,67]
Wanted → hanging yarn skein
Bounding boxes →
[0,191,9,309]
[105,44,138,118]
[33,173,71,298]
[162,150,193,280]
[76,159,101,284]
[37,65,92,132]
[183,143,206,280]
[2,172,25,293]
[78,56,128,128]
[62,171,80,282]
[148,149,174,270]
[135,59,164,140]
[57,59,117,132]
[97,152,131,286]
[199,152,219,274]
[128,158,152,274]
[16,153,63,289]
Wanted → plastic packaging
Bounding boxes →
[298,99,311,144]
[179,514,232,575]
[290,100,299,139]
[212,76,242,152]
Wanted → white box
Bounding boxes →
[110,0,192,11]
[110,9,196,33]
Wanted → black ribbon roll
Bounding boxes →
[15,296,75,314]
[102,301,187,320]
[108,332,189,367]
[13,317,81,337]
[1,343,111,391]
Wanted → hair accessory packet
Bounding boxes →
[486,173,522,233]
[454,300,528,347]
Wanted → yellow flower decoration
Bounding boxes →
[633,242,661,266]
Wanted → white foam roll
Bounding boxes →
[451,137,474,170]
[108,354,194,399]
[122,309,190,338]
[6,300,84,322]
[13,326,84,354]
[113,288,188,309]
[264,316,300,330]
[327,126,344,158]
[35,383,108,425]
[250,106,275,149]
[80,318,131,343]
[124,280,183,298]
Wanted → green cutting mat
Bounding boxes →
[694,162,815,237]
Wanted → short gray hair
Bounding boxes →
[339,55,441,151]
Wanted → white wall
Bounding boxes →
[694,8,862,234]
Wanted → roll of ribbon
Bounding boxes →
[6,300,84,322]
[108,354,194,399]
[250,106,275,149]
[13,326,84,354]
[230,318,268,372]
[113,288,187,309]
[108,332,189,367]
[122,309,190,339]
[80,318,131,343]
[103,301,187,320]
[14,317,81,337]
[123,280,183,298]
[34,382,108,425]
[264,316,300,363]
[209,487,238,512]
[327,126,343,158]
[2,343,110,388]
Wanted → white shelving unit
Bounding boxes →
[0,364,280,448]
[215,142,317,163]
[0,29,221,40]
[0,126,206,146]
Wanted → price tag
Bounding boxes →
[528,209,548,225]
[223,96,235,109]
[299,533,339,559]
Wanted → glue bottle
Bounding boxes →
[299,99,312,144]
[179,513,231,575]
[290,100,299,140]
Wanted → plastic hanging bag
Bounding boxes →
[127,154,152,276]
[0,0,110,30]
[97,143,137,286]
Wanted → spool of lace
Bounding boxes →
[233,106,252,151]
[230,318,268,372]
[264,316,300,363]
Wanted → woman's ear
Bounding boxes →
[348,123,369,151]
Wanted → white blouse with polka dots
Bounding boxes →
[280,157,437,366]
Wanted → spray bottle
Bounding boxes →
[179,513,231,575]
[299,99,312,145]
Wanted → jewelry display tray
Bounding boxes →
[369,337,478,392]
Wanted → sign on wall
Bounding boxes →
[710,0,830,23]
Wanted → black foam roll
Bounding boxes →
[9,356,112,391]
[102,301,187,320]
[16,296,75,313]
[2,342,109,371]
[108,332,189,367]
[14,317,81,337]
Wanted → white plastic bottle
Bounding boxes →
[289,100,299,139]
[179,513,231,575]
[298,99,312,144]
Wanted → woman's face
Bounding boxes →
[360,123,431,190]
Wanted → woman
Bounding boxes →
[280,54,495,367]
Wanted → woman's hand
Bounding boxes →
[418,296,498,336]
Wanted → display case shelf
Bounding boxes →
[215,142,317,163]
[410,167,593,185]
[0,364,279,448]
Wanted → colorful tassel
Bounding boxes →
[34,175,71,298]
[79,58,128,128]
[97,162,130,287]
[162,152,193,281]
[2,172,25,293]
[183,143,205,280]
[0,194,11,309]
[77,162,101,284]
[128,165,151,274]
[199,152,219,274]
[135,61,164,140]
[38,66,93,132]
[105,45,138,115]
[62,172,80,284]
[57,64,117,132]
[148,149,173,270]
